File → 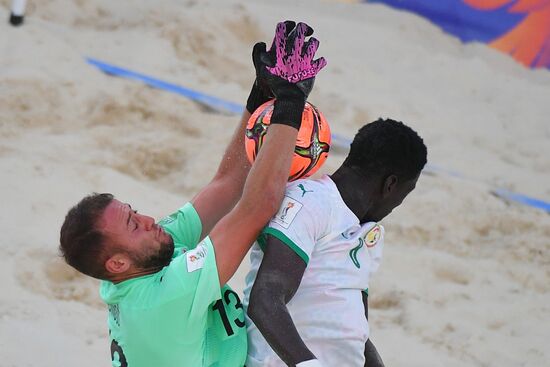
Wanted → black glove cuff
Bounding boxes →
[246,82,271,114]
[270,98,305,130]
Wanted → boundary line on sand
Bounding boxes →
[85,57,550,213]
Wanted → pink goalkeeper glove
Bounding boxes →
[267,22,327,84]
[253,21,327,128]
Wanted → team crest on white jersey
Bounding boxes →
[365,224,381,248]
[273,196,303,229]
[349,224,382,268]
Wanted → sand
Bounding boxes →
[1,0,549,366]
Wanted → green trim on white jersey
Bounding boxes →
[262,227,310,265]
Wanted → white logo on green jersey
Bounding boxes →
[186,243,208,272]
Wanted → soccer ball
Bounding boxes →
[245,99,331,181]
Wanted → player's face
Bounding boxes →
[368,174,419,222]
[98,199,174,272]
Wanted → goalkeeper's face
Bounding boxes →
[98,199,174,279]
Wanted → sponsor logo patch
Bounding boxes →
[272,196,303,229]
[297,184,313,197]
[186,243,208,272]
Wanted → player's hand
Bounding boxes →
[246,21,295,114]
[266,21,326,99]
[254,21,327,129]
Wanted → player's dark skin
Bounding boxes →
[247,165,419,367]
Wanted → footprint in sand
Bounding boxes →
[15,248,104,309]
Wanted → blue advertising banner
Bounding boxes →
[367,0,550,69]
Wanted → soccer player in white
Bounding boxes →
[243,118,427,367]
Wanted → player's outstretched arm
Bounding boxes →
[190,20,327,241]
[362,292,385,367]
[190,26,279,240]
[208,124,297,285]
[209,21,326,286]
[248,236,317,366]
[191,109,252,240]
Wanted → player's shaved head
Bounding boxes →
[343,118,427,180]
[331,118,427,222]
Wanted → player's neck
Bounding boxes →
[109,267,162,284]
[330,166,379,223]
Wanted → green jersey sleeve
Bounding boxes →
[158,202,202,250]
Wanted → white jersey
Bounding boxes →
[243,175,385,367]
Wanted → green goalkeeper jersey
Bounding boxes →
[100,203,247,367]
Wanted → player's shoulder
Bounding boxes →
[271,177,336,231]
[285,175,336,203]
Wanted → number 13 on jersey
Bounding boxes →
[212,288,245,337]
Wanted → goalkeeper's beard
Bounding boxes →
[130,238,175,271]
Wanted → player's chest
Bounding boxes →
[311,223,383,275]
